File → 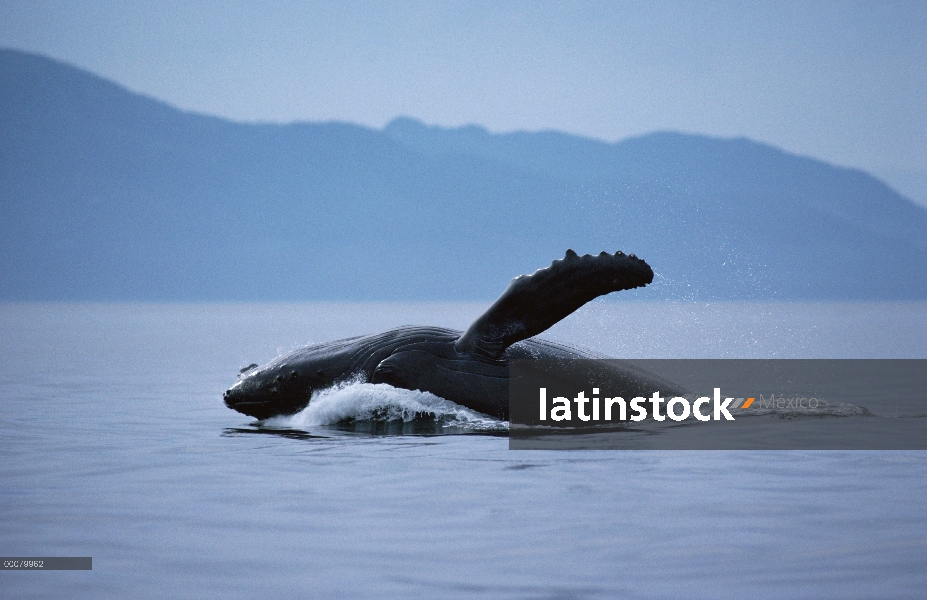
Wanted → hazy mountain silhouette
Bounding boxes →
[2,48,925,300]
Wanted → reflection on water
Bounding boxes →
[222,426,330,441]
[226,421,510,438]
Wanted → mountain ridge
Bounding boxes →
[2,48,925,301]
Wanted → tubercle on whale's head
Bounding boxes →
[223,360,324,420]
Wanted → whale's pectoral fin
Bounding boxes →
[455,249,654,360]
[373,350,510,419]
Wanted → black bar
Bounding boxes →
[509,359,927,450]
[1,558,92,570]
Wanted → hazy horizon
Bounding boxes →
[2,1,924,206]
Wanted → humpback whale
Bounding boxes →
[224,250,681,421]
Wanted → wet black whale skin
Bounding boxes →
[223,250,679,420]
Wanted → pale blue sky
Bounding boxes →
[2,0,925,204]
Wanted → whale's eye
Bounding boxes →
[290,371,299,380]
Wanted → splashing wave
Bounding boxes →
[264,381,507,431]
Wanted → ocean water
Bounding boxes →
[1,301,926,599]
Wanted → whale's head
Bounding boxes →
[223,358,322,420]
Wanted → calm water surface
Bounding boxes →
[1,302,926,599]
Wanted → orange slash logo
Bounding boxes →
[730,397,755,409]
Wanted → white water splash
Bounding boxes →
[264,381,507,431]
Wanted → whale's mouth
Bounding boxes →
[223,387,309,420]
